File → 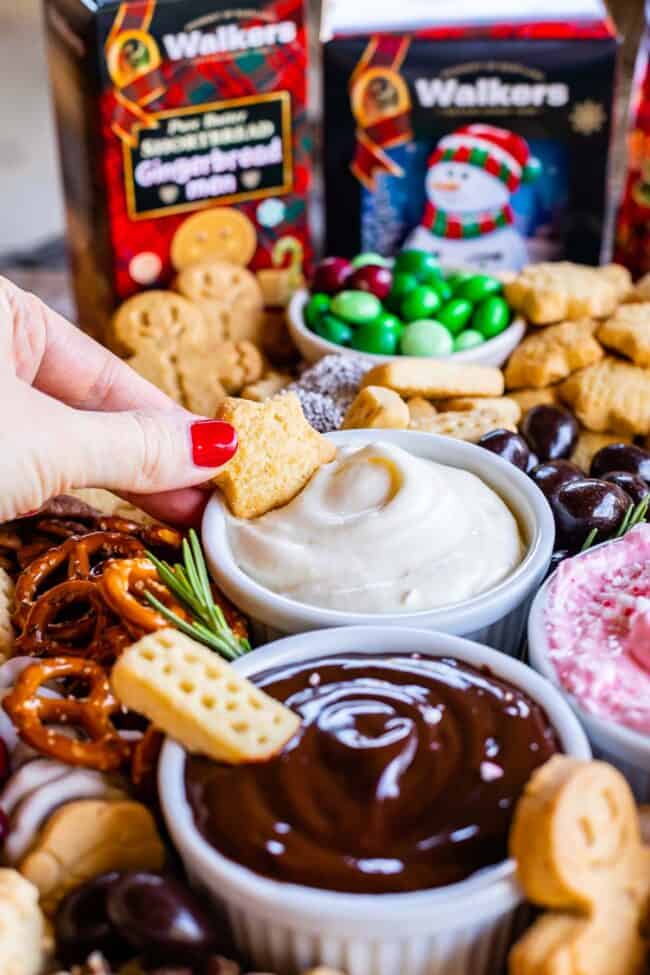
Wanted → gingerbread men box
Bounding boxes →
[322,0,618,272]
[43,0,310,339]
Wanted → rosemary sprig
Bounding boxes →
[579,496,650,553]
[143,529,250,661]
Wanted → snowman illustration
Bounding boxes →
[405,124,541,271]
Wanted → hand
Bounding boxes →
[0,277,237,525]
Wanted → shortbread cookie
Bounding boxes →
[409,406,518,441]
[19,799,164,915]
[597,303,650,366]
[342,386,409,430]
[170,209,257,269]
[111,630,300,764]
[111,291,204,356]
[407,397,437,424]
[256,268,304,308]
[505,262,630,325]
[438,397,522,425]
[505,318,604,389]
[214,394,336,518]
[363,360,504,399]
[559,357,650,435]
[571,430,631,474]
[0,569,14,663]
[0,870,45,975]
[508,386,561,416]
[241,371,292,402]
[509,756,650,975]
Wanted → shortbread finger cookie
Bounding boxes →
[508,386,561,416]
[242,371,292,402]
[504,262,630,325]
[19,799,165,915]
[111,291,204,356]
[0,870,45,975]
[214,394,336,519]
[363,360,504,399]
[505,318,604,389]
[343,386,409,430]
[407,397,437,424]
[571,430,631,473]
[597,303,650,367]
[170,209,257,269]
[409,406,518,441]
[437,396,522,424]
[111,630,300,763]
[0,569,14,662]
[559,357,650,436]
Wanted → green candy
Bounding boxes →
[429,278,453,303]
[304,292,330,331]
[330,289,382,325]
[437,298,474,335]
[400,320,453,357]
[445,271,474,292]
[472,296,511,339]
[401,285,442,322]
[350,319,400,355]
[388,271,418,310]
[351,251,391,269]
[395,250,440,280]
[456,274,502,304]
[373,310,403,335]
[316,314,353,346]
[454,329,485,352]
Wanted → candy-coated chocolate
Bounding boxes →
[446,271,474,292]
[388,271,419,310]
[347,264,393,301]
[351,251,391,269]
[456,274,502,304]
[400,320,453,357]
[529,460,583,500]
[590,443,650,483]
[453,329,485,352]
[550,479,630,552]
[429,277,453,302]
[437,298,474,335]
[312,257,353,295]
[186,653,559,894]
[521,405,578,462]
[330,290,382,325]
[316,314,354,346]
[401,285,442,322]
[304,292,330,330]
[395,249,440,278]
[472,296,511,338]
[601,471,650,506]
[350,319,400,355]
[56,872,127,965]
[478,430,531,471]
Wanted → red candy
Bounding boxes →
[347,264,393,300]
[312,257,353,295]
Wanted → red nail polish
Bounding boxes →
[190,420,238,468]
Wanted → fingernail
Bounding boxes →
[190,420,238,468]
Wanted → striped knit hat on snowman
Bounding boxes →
[423,124,541,239]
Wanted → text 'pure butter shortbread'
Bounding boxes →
[597,303,650,367]
[214,394,336,519]
[111,629,300,764]
[505,318,604,389]
[559,357,650,436]
[362,360,504,400]
[505,262,631,325]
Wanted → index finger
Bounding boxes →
[2,277,176,413]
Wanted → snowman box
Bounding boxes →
[322,0,618,271]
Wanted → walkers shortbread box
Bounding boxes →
[322,0,618,272]
[43,0,310,338]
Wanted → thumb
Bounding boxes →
[54,408,238,496]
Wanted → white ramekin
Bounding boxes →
[159,625,590,975]
[202,429,555,655]
[528,568,650,801]
[287,290,527,368]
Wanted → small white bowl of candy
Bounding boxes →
[287,250,525,368]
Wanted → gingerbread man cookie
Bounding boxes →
[509,756,650,975]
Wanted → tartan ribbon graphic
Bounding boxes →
[349,35,413,191]
[422,201,515,240]
[107,0,166,147]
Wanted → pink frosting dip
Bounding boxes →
[545,524,650,736]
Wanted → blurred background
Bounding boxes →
[0,0,643,306]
